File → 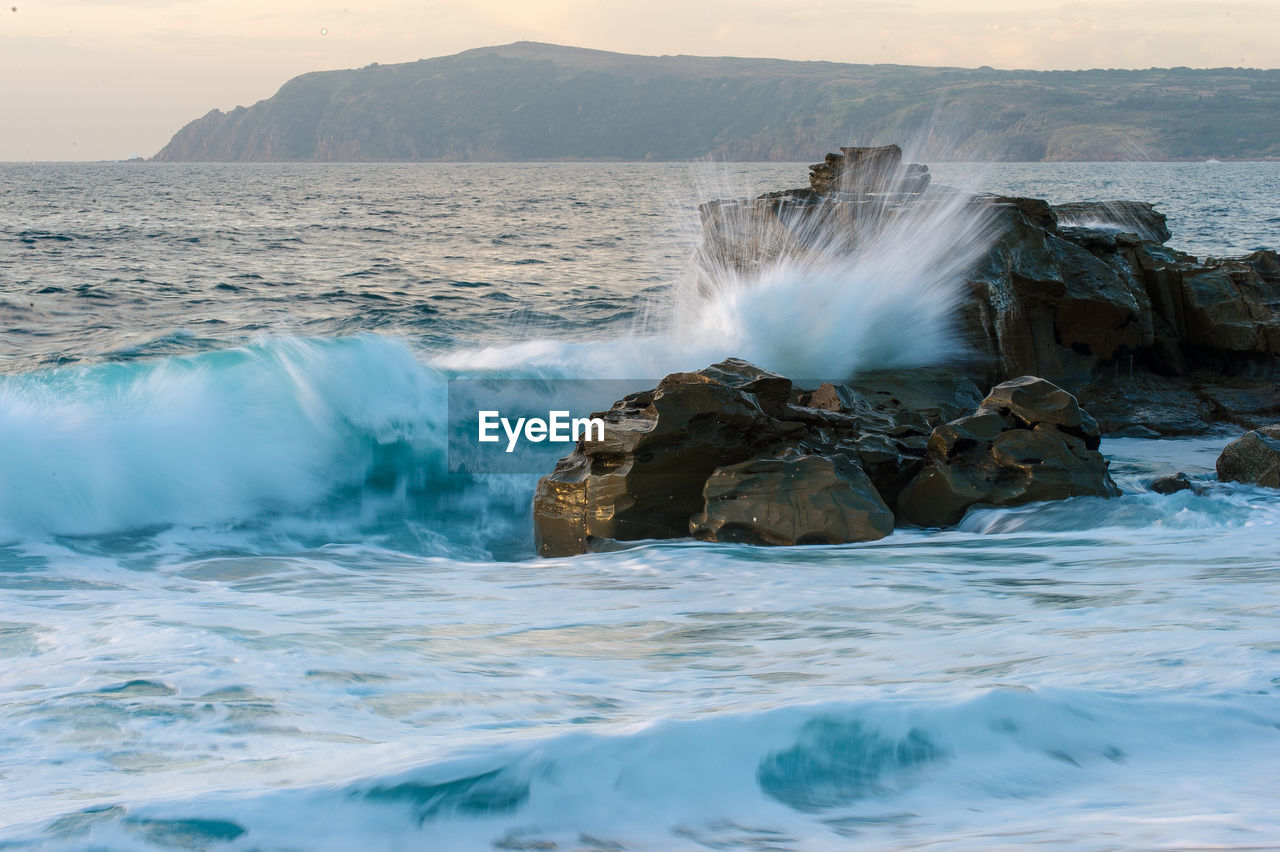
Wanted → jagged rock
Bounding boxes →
[1178,251,1280,353]
[690,452,894,545]
[534,359,959,556]
[964,196,1155,386]
[535,364,1134,555]
[808,145,930,196]
[776,392,927,511]
[1216,426,1280,487]
[981,374,1098,431]
[844,368,986,431]
[533,359,803,557]
[1052,200,1172,244]
[1150,473,1194,494]
[698,151,1280,436]
[1076,374,1214,436]
[897,377,1120,526]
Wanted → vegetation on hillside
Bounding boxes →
[153,42,1280,162]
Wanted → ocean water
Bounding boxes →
[1,161,1279,850]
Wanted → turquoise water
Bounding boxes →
[0,163,1278,849]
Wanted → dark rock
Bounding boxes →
[1109,424,1162,439]
[1150,472,1194,494]
[1052,200,1172,244]
[784,370,983,510]
[808,145,930,197]
[698,151,1280,437]
[965,197,1155,386]
[690,452,894,545]
[1196,380,1280,430]
[533,359,804,557]
[844,368,986,432]
[1075,375,1215,436]
[897,377,1119,526]
[1216,426,1280,488]
[534,359,967,556]
[1177,251,1280,354]
[981,374,1096,433]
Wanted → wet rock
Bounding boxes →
[981,374,1097,432]
[1216,426,1280,488]
[844,368,986,432]
[698,150,1280,436]
[1178,251,1280,354]
[1109,424,1162,439]
[808,145,930,196]
[1052,200,1172,244]
[533,359,804,557]
[965,197,1155,386]
[897,377,1119,527]
[1075,374,1214,437]
[690,452,894,545]
[1150,472,1194,494]
[534,359,955,556]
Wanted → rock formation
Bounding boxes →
[897,377,1119,527]
[697,147,1280,435]
[534,147,1280,556]
[807,145,931,196]
[532,360,803,557]
[534,361,1113,556]
[1150,472,1195,494]
[1216,426,1280,488]
[690,452,894,546]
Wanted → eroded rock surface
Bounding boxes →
[1216,426,1280,488]
[807,145,931,196]
[1150,472,1195,494]
[690,452,894,546]
[698,150,1280,435]
[535,362,1114,555]
[532,359,803,557]
[897,377,1119,527]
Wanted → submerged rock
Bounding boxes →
[897,377,1119,527]
[690,452,894,546]
[1216,426,1280,488]
[1150,472,1195,494]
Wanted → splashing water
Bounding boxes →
[440,159,997,381]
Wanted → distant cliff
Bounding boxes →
[153,42,1280,162]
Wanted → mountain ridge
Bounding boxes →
[152,42,1280,162]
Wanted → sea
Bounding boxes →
[1,160,1279,850]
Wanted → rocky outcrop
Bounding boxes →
[1150,472,1195,494]
[897,377,1119,527]
[1053,201,1172,244]
[807,145,931,196]
[532,359,803,557]
[690,452,894,545]
[698,151,1280,435]
[535,362,1114,556]
[1216,426,1280,487]
[534,358,937,556]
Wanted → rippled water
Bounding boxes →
[1,162,1278,850]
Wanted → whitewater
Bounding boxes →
[1,161,1279,850]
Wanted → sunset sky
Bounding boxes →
[2,0,1277,161]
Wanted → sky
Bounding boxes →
[2,0,1278,161]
